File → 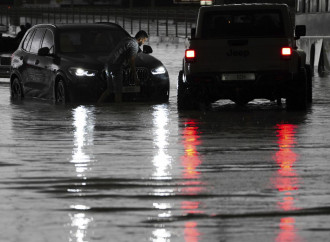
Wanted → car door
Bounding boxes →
[25,28,46,97]
[17,28,35,96]
[38,29,56,99]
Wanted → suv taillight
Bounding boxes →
[185,49,196,62]
[281,47,292,58]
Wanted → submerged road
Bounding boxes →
[0,42,330,242]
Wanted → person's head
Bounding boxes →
[25,23,31,29]
[135,30,148,46]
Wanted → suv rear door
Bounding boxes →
[191,7,292,73]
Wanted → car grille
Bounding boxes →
[122,67,150,85]
[136,67,150,82]
[0,56,11,66]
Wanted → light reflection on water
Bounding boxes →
[152,104,172,180]
[273,124,302,242]
[69,106,95,242]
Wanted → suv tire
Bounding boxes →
[286,68,308,110]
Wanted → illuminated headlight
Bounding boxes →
[151,66,166,75]
[69,67,97,77]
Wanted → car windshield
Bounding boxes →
[202,10,285,38]
[59,28,128,53]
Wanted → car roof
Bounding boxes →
[31,23,129,32]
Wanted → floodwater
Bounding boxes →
[1,41,330,242]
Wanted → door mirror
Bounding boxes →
[143,45,153,54]
[295,25,306,39]
[38,47,50,56]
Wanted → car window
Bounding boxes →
[59,28,128,53]
[30,28,46,54]
[41,29,55,54]
[202,10,284,38]
[22,29,35,52]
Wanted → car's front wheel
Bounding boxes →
[11,77,23,100]
[55,79,69,104]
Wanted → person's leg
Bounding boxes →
[113,67,123,103]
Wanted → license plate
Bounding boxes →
[122,86,140,93]
[221,73,255,81]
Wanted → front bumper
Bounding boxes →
[67,67,169,102]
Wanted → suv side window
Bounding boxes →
[41,29,55,54]
[22,29,35,52]
[30,28,46,54]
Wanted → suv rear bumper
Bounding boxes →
[185,70,294,101]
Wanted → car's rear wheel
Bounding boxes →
[177,71,197,110]
[286,68,308,110]
[55,80,69,104]
[11,77,23,100]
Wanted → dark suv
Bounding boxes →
[10,23,169,103]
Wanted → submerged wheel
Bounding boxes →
[286,68,308,110]
[55,80,68,104]
[11,77,23,100]
[177,71,197,110]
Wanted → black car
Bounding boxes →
[10,23,169,103]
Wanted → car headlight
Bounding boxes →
[68,67,97,77]
[151,66,166,75]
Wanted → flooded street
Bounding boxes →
[1,41,330,242]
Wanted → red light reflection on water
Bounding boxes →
[273,124,299,211]
[184,221,200,242]
[273,124,302,242]
[181,120,205,242]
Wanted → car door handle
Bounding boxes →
[35,60,40,65]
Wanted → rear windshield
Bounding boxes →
[58,28,128,53]
[201,10,285,38]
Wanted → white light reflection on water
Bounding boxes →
[151,105,173,241]
[71,106,95,177]
[69,212,93,242]
[69,106,95,242]
[151,104,172,179]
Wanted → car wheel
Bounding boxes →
[177,71,197,110]
[56,80,69,104]
[286,68,308,110]
[11,77,23,100]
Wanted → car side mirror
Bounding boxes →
[143,45,153,54]
[295,25,306,39]
[38,47,50,56]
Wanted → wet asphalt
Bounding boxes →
[0,42,330,242]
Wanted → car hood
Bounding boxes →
[59,53,109,69]
[136,53,165,70]
[59,52,166,71]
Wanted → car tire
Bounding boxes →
[286,68,308,110]
[55,79,69,104]
[11,77,23,100]
[177,71,197,110]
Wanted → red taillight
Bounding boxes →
[281,47,292,56]
[185,49,196,62]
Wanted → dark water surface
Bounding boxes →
[1,42,330,242]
